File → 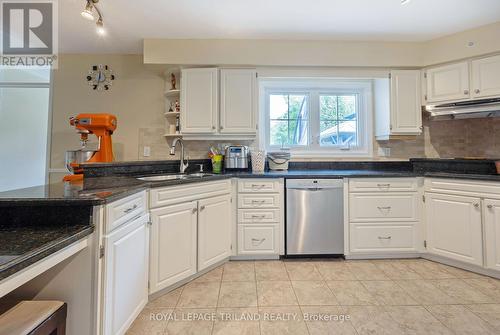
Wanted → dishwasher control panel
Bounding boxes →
[286,179,343,189]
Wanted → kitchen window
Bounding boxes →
[262,79,373,158]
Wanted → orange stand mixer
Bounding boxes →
[63,113,117,182]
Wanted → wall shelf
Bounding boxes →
[164,111,180,117]
[164,89,180,97]
[163,133,183,138]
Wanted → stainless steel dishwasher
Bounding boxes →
[286,179,344,256]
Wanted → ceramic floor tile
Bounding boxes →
[213,308,260,335]
[402,259,456,279]
[165,308,215,335]
[255,261,289,281]
[395,280,459,305]
[438,264,486,279]
[259,306,308,335]
[466,304,500,331]
[285,261,323,280]
[301,305,357,335]
[218,281,258,308]
[326,280,378,306]
[346,261,391,280]
[385,305,452,335]
[176,282,220,308]
[463,277,500,301]
[371,260,422,280]
[426,304,497,335]
[291,280,338,306]
[147,287,183,309]
[431,279,495,304]
[222,261,255,282]
[257,281,298,306]
[126,308,172,335]
[343,305,404,335]
[316,262,358,280]
[361,281,418,306]
[191,266,223,283]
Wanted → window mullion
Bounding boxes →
[309,91,319,150]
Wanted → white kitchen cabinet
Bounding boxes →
[471,55,500,99]
[484,199,500,271]
[149,202,198,294]
[389,70,422,135]
[102,213,149,335]
[220,69,257,134]
[424,61,470,103]
[180,68,218,134]
[425,192,483,266]
[197,194,232,271]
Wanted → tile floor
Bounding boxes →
[126,259,500,335]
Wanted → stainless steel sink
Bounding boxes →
[136,174,187,181]
[136,173,214,181]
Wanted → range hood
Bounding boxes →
[426,98,500,121]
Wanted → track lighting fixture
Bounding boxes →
[81,0,105,35]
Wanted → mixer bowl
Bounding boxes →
[65,149,97,173]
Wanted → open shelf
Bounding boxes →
[164,111,180,117]
[163,133,183,138]
[164,89,180,97]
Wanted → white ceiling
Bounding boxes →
[59,0,500,54]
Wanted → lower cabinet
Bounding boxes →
[149,202,198,293]
[425,192,483,266]
[484,199,500,271]
[238,224,279,255]
[102,213,149,335]
[349,224,418,253]
[198,195,232,271]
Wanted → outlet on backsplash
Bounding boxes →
[378,147,391,157]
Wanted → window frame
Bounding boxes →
[261,78,373,158]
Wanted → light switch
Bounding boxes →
[143,146,151,157]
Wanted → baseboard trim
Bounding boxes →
[422,253,500,279]
[345,252,422,260]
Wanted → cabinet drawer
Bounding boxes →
[425,178,500,198]
[106,191,147,233]
[238,209,281,224]
[349,193,419,222]
[150,180,231,208]
[238,179,281,193]
[238,224,279,254]
[238,194,280,209]
[349,178,418,193]
[350,224,417,253]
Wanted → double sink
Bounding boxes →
[136,172,215,182]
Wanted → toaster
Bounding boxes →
[224,145,249,170]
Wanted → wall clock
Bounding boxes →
[86,64,115,90]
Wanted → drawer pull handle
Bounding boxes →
[251,184,265,188]
[251,200,266,204]
[251,215,266,219]
[488,204,493,209]
[377,206,392,210]
[251,238,266,246]
[377,184,391,188]
[378,236,392,240]
[123,204,138,214]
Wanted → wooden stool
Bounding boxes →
[0,301,67,335]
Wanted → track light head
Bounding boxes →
[81,1,94,20]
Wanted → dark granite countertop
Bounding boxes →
[0,224,94,280]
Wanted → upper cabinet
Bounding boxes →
[180,68,219,134]
[220,69,257,134]
[424,61,470,103]
[375,70,422,140]
[423,54,500,104]
[180,68,257,138]
[471,55,500,99]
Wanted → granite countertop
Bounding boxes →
[0,224,94,280]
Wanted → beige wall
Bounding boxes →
[144,21,500,68]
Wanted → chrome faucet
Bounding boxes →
[170,138,189,173]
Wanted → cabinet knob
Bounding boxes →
[220,126,224,130]
[212,126,216,130]
[488,204,493,209]
[475,89,480,94]
[464,89,469,95]
[474,203,480,208]
[200,205,206,211]
[192,208,198,214]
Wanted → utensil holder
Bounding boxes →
[251,150,266,173]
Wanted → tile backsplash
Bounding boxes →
[139,117,500,162]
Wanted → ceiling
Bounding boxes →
[59,0,500,54]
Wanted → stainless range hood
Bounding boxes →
[426,98,500,121]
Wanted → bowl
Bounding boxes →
[65,149,97,173]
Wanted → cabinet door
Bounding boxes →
[484,199,500,271]
[220,69,257,134]
[471,55,500,98]
[180,68,218,134]
[390,70,422,135]
[149,202,197,294]
[425,62,470,103]
[198,194,232,271]
[102,214,149,335]
[425,193,483,266]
